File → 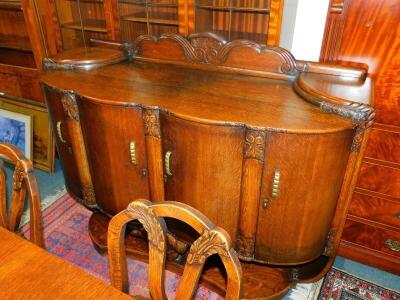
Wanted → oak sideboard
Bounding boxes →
[41,33,374,299]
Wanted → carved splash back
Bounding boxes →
[133,32,301,78]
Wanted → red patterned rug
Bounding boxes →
[20,193,400,300]
[318,269,400,300]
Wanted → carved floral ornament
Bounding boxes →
[143,110,161,138]
[244,130,266,161]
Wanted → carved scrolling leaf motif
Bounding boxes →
[235,232,255,259]
[127,202,165,252]
[12,161,26,191]
[320,101,375,126]
[134,33,298,74]
[61,93,80,121]
[143,109,161,138]
[186,229,229,265]
[351,126,364,153]
[323,228,336,256]
[82,186,96,206]
[244,130,266,161]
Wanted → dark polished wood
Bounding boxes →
[41,33,374,298]
[0,0,57,102]
[321,0,400,275]
[0,227,131,299]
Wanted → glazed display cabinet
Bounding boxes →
[48,0,283,50]
[54,0,109,50]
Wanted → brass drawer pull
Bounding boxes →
[271,170,280,198]
[56,121,67,143]
[129,142,137,165]
[395,212,400,219]
[385,239,400,252]
[165,151,172,176]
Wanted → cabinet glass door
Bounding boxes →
[54,0,107,49]
[195,0,271,45]
[0,0,36,67]
[118,0,179,42]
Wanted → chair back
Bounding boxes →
[108,199,242,300]
[0,143,44,247]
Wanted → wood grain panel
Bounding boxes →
[321,0,400,273]
[78,100,150,214]
[365,126,400,165]
[161,114,244,239]
[357,162,400,199]
[321,0,400,126]
[341,219,400,259]
[0,65,42,102]
[255,130,353,264]
[348,192,400,229]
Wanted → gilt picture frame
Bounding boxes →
[0,108,33,160]
[0,95,55,173]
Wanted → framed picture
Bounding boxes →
[0,108,33,159]
[0,95,55,173]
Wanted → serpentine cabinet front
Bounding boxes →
[44,86,357,266]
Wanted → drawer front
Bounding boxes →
[255,130,353,264]
[342,220,400,258]
[348,192,400,229]
[365,127,400,164]
[357,162,400,198]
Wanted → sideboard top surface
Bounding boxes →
[41,60,360,133]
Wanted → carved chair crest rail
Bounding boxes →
[108,199,242,300]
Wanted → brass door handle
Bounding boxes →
[271,170,280,198]
[56,121,67,143]
[130,142,137,165]
[385,239,400,252]
[165,151,172,176]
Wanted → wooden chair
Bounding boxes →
[108,199,242,299]
[0,143,44,247]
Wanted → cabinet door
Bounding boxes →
[161,114,244,238]
[44,87,82,199]
[78,99,150,215]
[255,130,353,265]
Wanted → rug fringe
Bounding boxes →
[283,279,324,300]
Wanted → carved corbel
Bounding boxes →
[143,109,161,139]
[244,130,267,161]
[61,92,80,121]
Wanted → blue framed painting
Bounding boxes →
[0,108,33,159]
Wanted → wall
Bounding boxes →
[280,0,330,61]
